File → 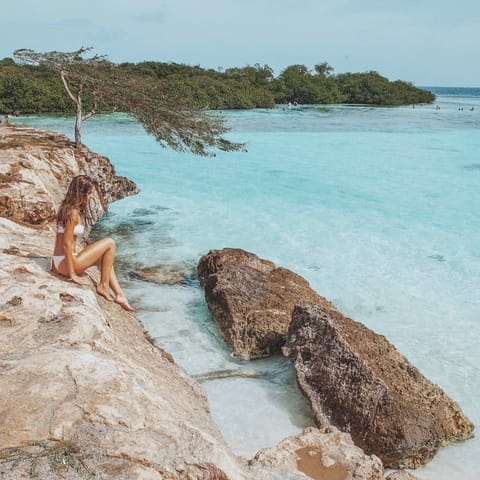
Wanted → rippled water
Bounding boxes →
[14,90,480,479]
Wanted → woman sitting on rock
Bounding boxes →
[51,175,134,311]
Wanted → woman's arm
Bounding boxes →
[63,209,83,283]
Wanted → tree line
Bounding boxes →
[0,57,434,116]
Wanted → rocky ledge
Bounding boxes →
[0,125,246,479]
[0,217,246,479]
[0,125,138,224]
[0,125,393,479]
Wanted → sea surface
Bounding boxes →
[13,87,480,479]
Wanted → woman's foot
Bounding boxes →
[96,284,115,302]
[115,294,134,312]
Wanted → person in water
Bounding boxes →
[51,175,134,311]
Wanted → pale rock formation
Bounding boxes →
[283,303,474,469]
[249,426,384,480]
[0,126,247,479]
[0,125,137,224]
[0,220,247,479]
[197,248,337,359]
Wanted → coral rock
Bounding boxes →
[283,303,474,469]
[198,248,337,359]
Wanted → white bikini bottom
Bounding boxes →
[51,255,65,269]
[50,253,77,271]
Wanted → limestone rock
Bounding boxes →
[130,265,186,285]
[249,426,384,480]
[386,471,418,480]
[197,248,337,359]
[0,128,250,479]
[197,248,276,286]
[0,125,138,224]
[0,217,250,479]
[283,304,474,469]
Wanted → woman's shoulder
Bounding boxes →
[66,207,81,224]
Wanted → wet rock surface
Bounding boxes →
[283,303,474,469]
[386,471,418,480]
[130,265,193,285]
[198,248,337,359]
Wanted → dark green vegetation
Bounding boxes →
[0,58,434,116]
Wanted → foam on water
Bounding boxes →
[14,92,480,478]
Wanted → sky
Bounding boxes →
[2,0,480,87]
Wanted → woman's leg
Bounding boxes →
[108,266,122,297]
[73,238,116,301]
[109,267,134,311]
[54,237,133,310]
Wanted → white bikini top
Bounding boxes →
[56,223,85,236]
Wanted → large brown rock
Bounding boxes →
[283,303,474,469]
[0,125,138,224]
[198,248,337,359]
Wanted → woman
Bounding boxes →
[51,175,134,312]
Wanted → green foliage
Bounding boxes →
[0,55,435,119]
[117,76,244,155]
[0,63,72,113]
[276,63,345,104]
[336,71,434,105]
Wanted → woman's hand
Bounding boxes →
[70,274,88,286]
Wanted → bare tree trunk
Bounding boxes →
[60,71,83,149]
[74,99,82,148]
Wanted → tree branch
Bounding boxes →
[60,71,78,105]
[12,47,245,156]
[82,103,97,121]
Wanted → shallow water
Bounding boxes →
[14,90,480,479]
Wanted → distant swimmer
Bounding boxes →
[435,104,441,110]
[471,107,475,111]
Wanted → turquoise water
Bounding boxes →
[13,91,479,479]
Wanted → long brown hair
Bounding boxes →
[57,175,107,227]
